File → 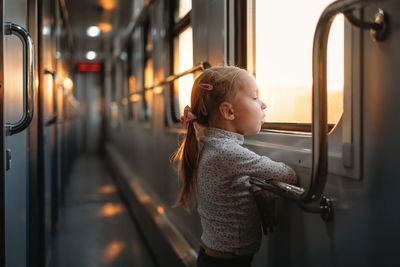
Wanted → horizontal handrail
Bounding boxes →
[116,0,155,61]
[116,61,211,104]
[250,178,305,201]
[58,0,74,48]
[250,0,388,221]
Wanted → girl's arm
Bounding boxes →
[224,146,297,185]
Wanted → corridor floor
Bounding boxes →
[51,155,156,267]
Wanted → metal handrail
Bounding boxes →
[117,0,155,61]
[250,0,388,221]
[117,61,211,104]
[4,22,34,136]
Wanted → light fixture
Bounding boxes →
[120,51,127,60]
[42,25,51,36]
[86,26,101,37]
[98,22,112,33]
[86,51,97,60]
[99,0,118,10]
[63,77,74,92]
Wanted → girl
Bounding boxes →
[173,66,297,267]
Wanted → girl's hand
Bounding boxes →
[253,190,278,235]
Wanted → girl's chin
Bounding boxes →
[249,129,261,135]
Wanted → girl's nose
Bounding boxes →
[261,101,267,110]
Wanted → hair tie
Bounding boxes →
[199,83,213,91]
[180,106,197,128]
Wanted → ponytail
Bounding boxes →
[172,65,245,210]
[173,122,200,210]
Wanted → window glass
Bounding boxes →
[127,74,136,119]
[174,26,193,115]
[129,75,135,93]
[176,0,192,22]
[144,58,154,118]
[146,28,153,52]
[254,0,344,124]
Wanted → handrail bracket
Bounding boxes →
[250,178,334,222]
[297,197,334,222]
[344,8,389,42]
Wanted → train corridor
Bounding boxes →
[50,155,156,267]
[2,0,400,266]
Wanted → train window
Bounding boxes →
[144,58,154,119]
[120,51,130,120]
[129,75,135,94]
[110,102,120,129]
[175,0,191,22]
[126,43,134,120]
[129,28,143,121]
[143,20,153,120]
[173,26,193,117]
[171,1,192,121]
[250,0,344,128]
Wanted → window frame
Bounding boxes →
[241,0,361,180]
[169,0,192,123]
[246,0,344,133]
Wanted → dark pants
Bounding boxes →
[196,247,253,267]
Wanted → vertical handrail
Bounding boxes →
[308,0,384,202]
[4,22,34,135]
[250,0,387,219]
[115,61,211,104]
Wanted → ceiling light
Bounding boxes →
[120,51,127,60]
[42,25,51,36]
[86,26,101,37]
[86,51,97,60]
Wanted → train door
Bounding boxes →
[0,0,4,265]
[40,0,59,260]
[2,0,40,266]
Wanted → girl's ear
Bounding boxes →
[219,101,235,120]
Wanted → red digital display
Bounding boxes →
[77,62,102,72]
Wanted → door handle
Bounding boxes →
[44,69,59,126]
[4,22,34,136]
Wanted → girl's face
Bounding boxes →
[231,72,266,135]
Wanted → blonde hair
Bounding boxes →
[173,66,246,209]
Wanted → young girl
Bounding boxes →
[173,66,297,267]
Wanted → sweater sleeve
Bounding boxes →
[222,144,297,185]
